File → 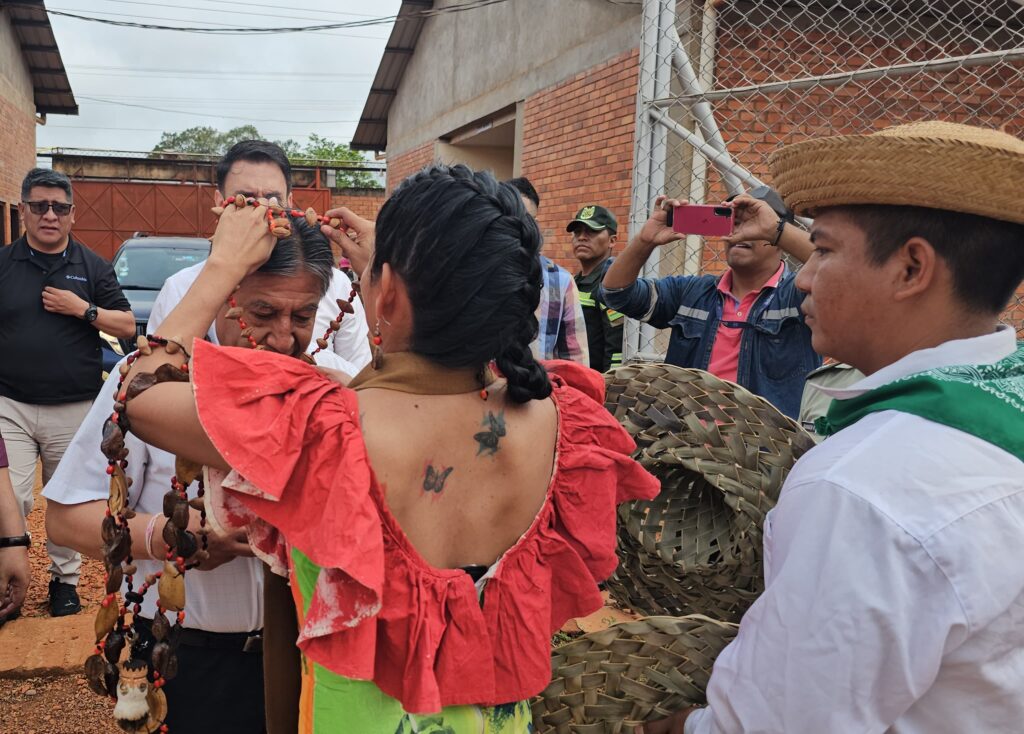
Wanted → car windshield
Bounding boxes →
[114,247,208,289]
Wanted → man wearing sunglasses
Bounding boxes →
[0,168,134,620]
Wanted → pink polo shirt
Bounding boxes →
[707,263,785,383]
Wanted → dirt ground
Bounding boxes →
[19,466,108,619]
[0,675,118,734]
[2,470,639,733]
[0,469,115,734]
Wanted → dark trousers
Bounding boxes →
[135,618,266,734]
[263,566,301,734]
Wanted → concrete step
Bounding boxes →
[0,610,96,679]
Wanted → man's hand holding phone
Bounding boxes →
[724,193,785,246]
[635,195,687,250]
[668,203,735,237]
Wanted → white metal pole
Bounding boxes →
[683,0,720,279]
[625,0,676,362]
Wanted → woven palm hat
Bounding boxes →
[769,121,1024,225]
[602,364,815,622]
[532,615,738,733]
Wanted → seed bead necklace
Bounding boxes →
[85,199,356,733]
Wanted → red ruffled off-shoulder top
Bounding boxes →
[192,340,659,714]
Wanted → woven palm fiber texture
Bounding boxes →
[602,364,815,622]
[532,615,738,734]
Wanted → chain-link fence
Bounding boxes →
[625,0,1024,361]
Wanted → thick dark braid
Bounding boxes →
[372,164,552,402]
[493,218,551,403]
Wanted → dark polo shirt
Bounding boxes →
[0,236,131,405]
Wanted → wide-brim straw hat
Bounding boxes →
[769,120,1024,224]
[603,364,815,622]
[532,615,738,734]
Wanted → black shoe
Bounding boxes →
[48,578,81,617]
[0,608,21,628]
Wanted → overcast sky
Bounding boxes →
[37,0,402,154]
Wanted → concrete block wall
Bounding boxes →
[521,49,639,269]
[381,50,639,272]
[706,23,1024,328]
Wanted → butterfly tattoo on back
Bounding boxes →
[423,463,454,494]
[474,409,506,457]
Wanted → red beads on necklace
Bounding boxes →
[226,295,259,349]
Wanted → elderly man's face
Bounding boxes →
[796,210,890,372]
[215,272,320,356]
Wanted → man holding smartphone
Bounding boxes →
[601,186,818,418]
[0,168,134,619]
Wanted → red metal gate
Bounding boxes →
[70,181,331,260]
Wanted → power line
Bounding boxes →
[92,0,387,19]
[71,94,365,107]
[78,95,359,124]
[28,0,509,34]
[44,123,355,138]
[47,5,390,40]
[67,64,371,78]
[68,71,372,84]
[83,0,387,26]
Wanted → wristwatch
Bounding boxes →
[0,534,30,548]
[83,303,99,323]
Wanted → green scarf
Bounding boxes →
[815,343,1024,461]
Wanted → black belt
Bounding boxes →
[135,616,263,654]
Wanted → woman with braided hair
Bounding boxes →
[118,164,659,732]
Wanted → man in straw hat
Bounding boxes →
[643,120,1024,733]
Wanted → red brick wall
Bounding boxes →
[0,94,36,242]
[709,16,1024,333]
[521,49,639,269]
[386,142,435,195]
[330,188,387,220]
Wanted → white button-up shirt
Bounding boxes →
[44,362,265,633]
[148,262,371,375]
[687,327,1024,734]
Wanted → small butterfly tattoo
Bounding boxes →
[474,410,506,457]
[423,463,454,494]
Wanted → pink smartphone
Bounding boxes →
[669,204,734,236]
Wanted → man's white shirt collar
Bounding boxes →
[813,325,1017,400]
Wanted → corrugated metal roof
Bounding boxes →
[3,0,77,115]
[350,0,433,152]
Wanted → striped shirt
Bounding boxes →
[531,256,589,364]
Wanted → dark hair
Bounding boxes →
[506,177,540,209]
[373,164,552,403]
[21,168,73,203]
[257,213,333,298]
[216,140,292,194]
[831,205,1024,314]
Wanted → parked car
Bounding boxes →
[100,236,210,370]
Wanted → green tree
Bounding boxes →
[291,134,381,188]
[153,128,382,188]
[152,125,262,156]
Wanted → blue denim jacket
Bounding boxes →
[600,268,820,418]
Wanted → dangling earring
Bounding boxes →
[371,320,384,370]
[477,365,489,401]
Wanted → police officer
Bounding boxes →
[569,205,624,372]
